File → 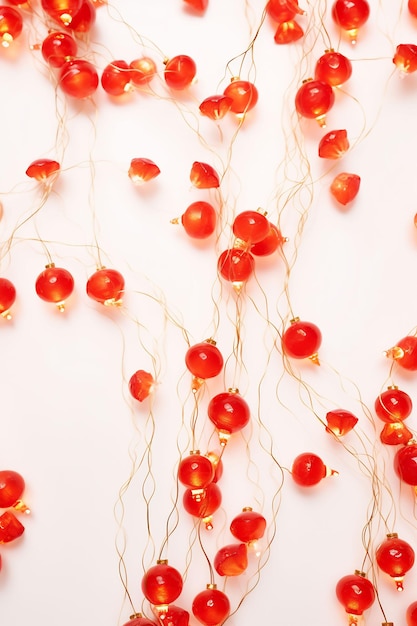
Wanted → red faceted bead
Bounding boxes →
[41,0,82,25]
[214,543,248,576]
[407,601,417,626]
[35,264,74,310]
[152,605,189,626]
[26,158,60,182]
[0,277,16,319]
[185,340,223,381]
[86,268,124,305]
[142,561,183,606]
[69,0,96,32]
[59,59,99,98]
[0,470,25,508]
[330,172,360,205]
[207,390,250,444]
[223,79,258,115]
[178,452,215,489]
[295,79,335,125]
[183,0,208,12]
[180,201,216,239]
[164,55,196,90]
[0,6,23,45]
[41,31,77,68]
[409,0,417,18]
[230,508,266,542]
[386,335,417,371]
[394,443,417,486]
[336,571,375,619]
[380,422,413,446]
[199,95,233,120]
[122,616,157,626]
[128,158,160,184]
[217,249,255,285]
[318,129,349,159]
[190,162,220,189]
[267,0,297,22]
[274,20,304,44]
[291,452,329,486]
[325,409,358,436]
[315,50,352,86]
[101,60,132,96]
[282,318,322,362]
[393,44,417,74]
[375,387,412,423]
[183,483,222,528]
[232,210,269,245]
[0,511,25,543]
[128,370,155,402]
[376,533,415,591]
[192,586,230,626]
[129,57,157,86]
[332,0,370,42]
[250,223,285,256]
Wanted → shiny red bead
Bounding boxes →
[41,31,78,68]
[141,562,183,606]
[335,572,375,618]
[152,605,189,626]
[315,50,352,86]
[41,0,82,25]
[129,57,157,86]
[101,60,132,96]
[178,452,214,489]
[0,511,25,543]
[407,601,417,626]
[0,278,16,318]
[69,0,96,32]
[376,533,415,591]
[0,470,25,508]
[282,318,322,361]
[128,158,160,184]
[274,20,304,44]
[26,158,60,182]
[183,0,208,12]
[214,543,248,576]
[409,0,417,18]
[295,79,335,124]
[325,409,358,436]
[183,483,222,527]
[128,370,155,402]
[250,223,285,256]
[393,44,417,74]
[199,95,233,120]
[330,172,360,205]
[190,162,220,189]
[59,59,99,98]
[380,422,413,446]
[192,587,230,626]
[86,268,125,305]
[266,0,298,22]
[232,210,269,244]
[230,508,266,542]
[375,387,412,423]
[164,55,196,90]
[318,129,349,159]
[0,6,23,45]
[332,0,370,41]
[291,452,328,486]
[207,390,250,441]
[217,249,255,285]
[223,79,258,114]
[180,201,216,239]
[394,443,417,486]
[185,340,223,380]
[35,265,74,309]
[387,335,417,371]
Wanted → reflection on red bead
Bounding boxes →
[318,129,349,159]
[26,159,61,182]
[0,470,25,508]
[164,55,196,90]
[69,0,96,32]
[128,158,160,184]
[375,387,412,423]
[223,79,258,114]
[409,0,417,18]
[129,57,157,86]
[332,0,370,42]
[295,79,335,125]
[101,60,132,96]
[233,210,269,245]
[41,31,78,68]
[291,452,329,486]
[183,0,208,12]
[41,0,82,25]
[183,483,222,527]
[325,409,358,436]
[274,20,304,44]
[142,561,183,606]
[207,390,250,443]
[315,51,352,86]
[336,571,375,618]
[199,95,233,120]
[217,249,255,285]
[128,370,155,402]
[185,340,223,380]
[0,511,25,543]
[122,616,157,626]
[380,421,413,446]
[86,268,125,305]
[251,223,285,256]
[330,172,360,205]
[386,335,417,371]
[393,44,417,74]
[35,265,74,310]
[0,278,16,318]
[267,0,303,22]
[230,508,266,542]
[190,162,220,189]
[59,59,99,98]
[178,452,215,489]
[282,318,322,362]
[394,443,417,486]
[376,533,415,591]
[192,586,230,626]
[407,601,417,626]
[152,605,189,626]
[180,201,216,239]
[214,543,248,576]
[0,6,23,45]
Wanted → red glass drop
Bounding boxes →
[0,6,23,45]
[190,162,220,189]
[380,422,413,446]
[86,268,125,305]
[0,278,16,319]
[180,201,216,239]
[407,601,417,626]
[183,0,208,12]
[282,318,322,363]
[330,172,361,205]
[232,210,269,245]
[295,79,335,125]
[386,335,417,371]
[223,79,258,115]
[164,55,196,90]
[315,50,352,86]
[129,57,157,86]
[41,31,77,68]
[207,390,250,445]
[291,452,329,486]
[331,0,370,42]
[183,483,222,528]
[409,0,417,18]
[325,409,358,436]
[26,158,61,182]
[101,60,132,96]
[128,158,161,184]
[69,0,96,32]
[318,129,349,159]
[274,20,304,44]
[376,533,415,591]
[128,370,155,402]
[141,561,183,606]
[35,264,74,310]
[152,605,189,626]
[41,0,83,25]
[375,387,412,423]
[199,95,233,120]
[250,223,285,256]
[230,508,266,542]
[393,44,417,74]
[185,340,223,381]
[122,616,157,626]
[266,0,303,22]
[0,511,25,543]
[394,443,417,486]
[336,571,375,621]
[59,59,99,98]
[178,452,215,489]
[0,470,25,508]
[214,543,248,576]
[217,249,255,286]
[192,586,230,626]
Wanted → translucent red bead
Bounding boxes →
[129,57,156,86]
[407,601,417,626]
[69,0,96,32]
[214,542,248,576]
[331,0,370,42]
[375,387,412,422]
[314,50,352,86]
[180,201,216,238]
[59,59,99,98]
[128,370,155,402]
[164,55,196,90]
[325,409,358,436]
[274,21,304,44]
[178,452,215,489]
[0,470,25,508]
[232,210,269,245]
[0,278,16,319]
[41,31,78,68]
[192,586,230,626]
[217,249,255,285]
[380,422,413,446]
[387,335,417,370]
[185,340,223,381]
[291,452,328,486]
[282,318,322,362]
[86,268,125,305]
[141,561,183,606]
[394,443,417,486]
[101,60,132,96]
[376,533,415,591]
[26,159,61,182]
[35,265,74,310]
[199,95,233,120]
[223,79,259,115]
[207,390,250,444]
[393,44,417,74]
[318,129,349,159]
[0,6,23,45]
[183,482,222,528]
[266,0,302,22]
[295,79,335,125]
[335,571,375,621]
[230,508,266,542]
[190,162,220,189]
[41,0,83,25]
[128,158,161,184]
[250,223,285,256]
[330,172,361,205]
[0,511,25,543]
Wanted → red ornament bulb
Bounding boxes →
[393,44,417,74]
[128,370,155,402]
[129,57,157,86]
[35,264,74,311]
[192,586,230,626]
[315,50,352,86]
[0,6,23,46]
[394,442,417,487]
[332,0,370,43]
[250,223,285,256]
[141,561,183,606]
[330,172,361,205]
[230,507,267,543]
[59,59,99,98]
[291,452,336,486]
[336,571,375,623]
[164,55,196,90]
[295,79,335,126]
[223,79,258,115]
[41,0,83,25]
[86,268,125,306]
[217,248,255,289]
[282,317,322,364]
[178,452,215,490]
[386,335,417,371]
[207,389,250,445]
[183,483,222,529]
[214,543,248,576]
[101,60,132,96]
[185,340,223,389]
[376,533,415,591]
[266,0,303,22]
[178,201,216,239]
[0,278,16,319]
[41,31,78,68]
[375,387,412,422]
[407,601,417,626]
[232,210,269,245]
[69,0,96,32]
[0,470,26,510]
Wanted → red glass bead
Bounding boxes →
[376,533,415,591]
[318,129,349,159]
[192,586,230,626]
[214,543,248,576]
[266,0,297,22]
[128,370,155,402]
[86,267,124,305]
[41,0,82,25]
[336,571,375,621]
[69,0,96,32]
[122,616,157,626]
[179,201,216,239]
[274,20,304,44]
[199,95,233,120]
[291,452,331,486]
[183,0,208,12]
[375,387,412,423]
[315,50,352,86]
[0,277,16,319]
[189,162,220,189]
[0,511,25,543]
[59,59,99,98]
[250,223,285,256]
[232,210,269,245]
[282,318,322,363]
[183,483,222,528]
[164,55,196,90]
[0,6,22,45]
[386,335,417,371]
[330,172,360,205]
[393,44,417,74]
[26,158,61,182]
[325,409,358,436]
[331,0,370,43]
[207,389,250,445]
[41,31,77,68]
[380,422,413,446]
[178,452,215,489]
[142,561,183,606]
[185,340,223,382]
[230,507,266,542]
[394,443,417,486]
[128,158,160,184]
[409,0,417,18]
[152,605,189,626]
[0,470,25,508]
[407,601,417,626]
[101,60,132,96]
[223,79,258,115]
[295,79,335,126]
[217,249,255,286]
[129,57,157,86]
[35,264,74,311]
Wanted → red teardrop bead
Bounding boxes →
[128,158,160,184]
[250,223,285,256]
[394,443,417,486]
[387,335,417,371]
[41,31,78,68]
[141,561,183,606]
[26,159,61,182]
[101,60,132,96]
[0,470,25,508]
[230,508,266,542]
[331,0,370,42]
[325,409,358,436]
[35,265,74,310]
[59,59,99,98]
[214,543,248,576]
[192,586,230,626]
[128,370,155,402]
[0,511,25,543]
[217,249,255,285]
[185,340,223,380]
[129,57,157,86]
[274,20,304,44]
[180,201,216,239]
[315,50,352,86]
[375,387,412,423]
[282,318,322,362]
[335,571,375,618]
[291,452,327,486]
[295,79,335,125]
[164,55,196,90]
[223,79,258,114]
[380,422,413,446]
[189,162,220,189]
[69,0,96,32]
[207,390,250,443]
[86,268,125,305]
[318,129,349,159]
[0,6,23,45]
[376,533,415,591]
[330,172,361,205]
[199,95,233,120]
[407,601,417,626]
[0,278,16,318]
[183,483,222,528]
[178,452,214,489]
[232,210,269,244]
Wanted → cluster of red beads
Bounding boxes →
[0,470,30,571]
[266,0,305,45]
[199,78,258,120]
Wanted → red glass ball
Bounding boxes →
[141,562,183,605]
[69,0,96,32]
[0,6,23,44]
[282,319,322,360]
[330,172,361,205]
[183,483,222,521]
[185,341,223,380]
[407,601,417,626]
[181,201,216,239]
[376,534,415,590]
[393,44,417,74]
[129,57,157,86]
[336,572,375,616]
[0,278,16,317]
[325,409,358,436]
[101,60,132,96]
[331,0,370,33]
[266,0,297,22]
[128,370,155,402]
[26,158,60,181]
[223,79,258,114]
[295,79,335,122]
[214,543,248,576]
[207,390,250,435]
[409,0,417,18]
[164,55,196,90]
[314,51,352,86]
[232,210,269,244]
[59,59,99,98]
[0,470,25,508]
[178,452,215,489]
[41,31,78,68]
[389,335,417,370]
[128,158,160,184]
[394,443,417,486]
[274,20,304,44]
[86,268,125,305]
[230,508,266,542]
[0,511,25,543]
[250,223,285,256]
[35,265,74,306]
[192,587,230,626]
[291,452,327,486]
[380,422,413,446]
[41,0,83,24]
[152,605,189,626]
[190,162,220,189]
[318,129,349,159]
[122,616,157,626]
[217,249,255,284]
[199,95,233,120]
[375,388,412,423]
